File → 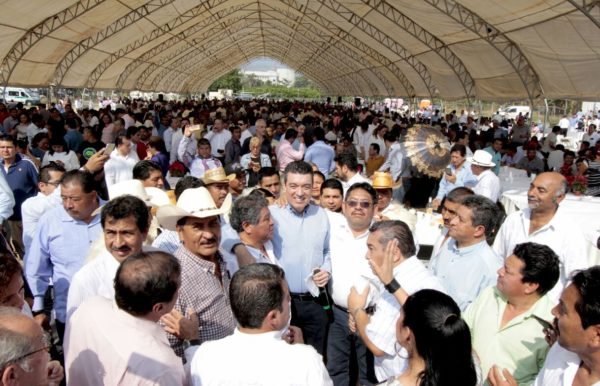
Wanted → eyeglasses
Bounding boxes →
[345,200,372,209]
[10,333,51,364]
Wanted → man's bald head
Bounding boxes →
[535,172,568,198]
[528,172,568,213]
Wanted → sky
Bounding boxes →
[241,57,292,71]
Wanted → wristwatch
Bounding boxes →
[384,278,401,294]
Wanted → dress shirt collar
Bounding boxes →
[285,203,310,216]
[520,205,566,233]
[112,300,166,341]
[448,238,487,256]
[58,203,104,225]
[492,287,554,330]
[477,169,493,181]
[333,217,370,240]
[233,328,283,341]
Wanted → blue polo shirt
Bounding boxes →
[1,154,38,221]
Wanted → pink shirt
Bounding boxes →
[276,140,305,171]
[64,297,185,386]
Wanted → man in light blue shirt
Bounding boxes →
[25,170,103,341]
[429,194,502,310]
[304,128,335,178]
[433,144,477,210]
[270,161,331,355]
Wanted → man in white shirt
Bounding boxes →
[66,194,150,318]
[190,263,333,386]
[104,135,139,187]
[378,132,410,203]
[493,172,589,301]
[334,153,370,195]
[348,220,445,382]
[542,126,561,154]
[469,150,501,202]
[204,118,231,163]
[352,120,373,161]
[65,251,188,386]
[21,163,65,253]
[327,183,378,385]
[547,144,566,171]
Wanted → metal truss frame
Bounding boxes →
[148,26,264,92]
[176,33,350,94]
[158,29,359,95]
[186,43,339,94]
[566,0,600,29]
[424,0,543,101]
[53,0,175,87]
[113,4,254,90]
[273,0,418,97]
[0,0,106,89]
[361,0,476,101]
[312,0,438,98]
[259,7,395,95]
[87,0,243,90]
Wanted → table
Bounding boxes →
[501,190,600,265]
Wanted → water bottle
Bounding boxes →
[313,269,333,321]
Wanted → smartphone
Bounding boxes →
[188,124,202,132]
[531,314,553,330]
[445,167,452,176]
[105,143,115,153]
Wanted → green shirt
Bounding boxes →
[464,286,554,386]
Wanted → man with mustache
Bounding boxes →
[493,172,589,301]
[66,194,151,318]
[156,186,236,357]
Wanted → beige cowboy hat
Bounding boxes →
[92,179,170,215]
[156,187,232,231]
[468,150,496,168]
[201,167,236,185]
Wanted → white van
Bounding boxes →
[501,106,530,120]
[2,87,39,105]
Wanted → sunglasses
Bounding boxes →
[345,200,372,209]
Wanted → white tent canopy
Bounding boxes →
[0,0,599,100]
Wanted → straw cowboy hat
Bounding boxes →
[156,187,232,231]
[468,150,496,168]
[201,167,236,185]
[371,171,394,189]
[92,179,170,215]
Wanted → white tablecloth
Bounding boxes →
[501,190,600,265]
[499,168,531,193]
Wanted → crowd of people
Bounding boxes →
[0,97,599,386]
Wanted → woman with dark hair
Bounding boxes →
[30,132,49,160]
[379,289,479,386]
[146,135,170,189]
[42,136,80,170]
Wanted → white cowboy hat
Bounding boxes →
[92,180,168,215]
[156,187,232,231]
[468,150,496,168]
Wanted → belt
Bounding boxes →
[290,292,316,302]
[334,304,376,315]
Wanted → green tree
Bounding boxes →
[209,69,242,92]
[293,75,311,88]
